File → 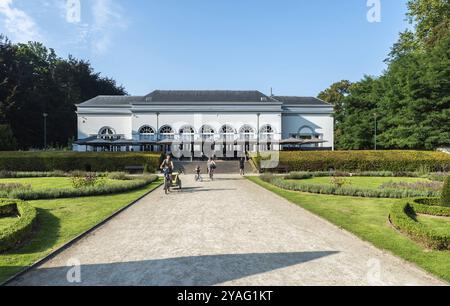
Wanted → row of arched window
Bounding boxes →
[99,125,276,139]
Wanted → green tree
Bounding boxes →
[0,124,16,151]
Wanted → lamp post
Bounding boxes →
[43,113,48,150]
[374,112,378,151]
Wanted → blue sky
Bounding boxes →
[0,0,410,96]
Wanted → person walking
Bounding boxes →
[207,157,217,181]
[239,157,246,176]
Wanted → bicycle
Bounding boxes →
[162,167,172,195]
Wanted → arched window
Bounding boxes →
[297,126,316,140]
[239,125,255,140]
[220,125,236,134]
[260,125,274,134]
[139,126,155,141]
[200,125,215,141]
[179,125,195,135]
[159,125,175,140]
[99,127,115,140]
[139,126,155,135]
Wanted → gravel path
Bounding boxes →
[9,174,445,286]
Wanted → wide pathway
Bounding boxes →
[10,174,445,286]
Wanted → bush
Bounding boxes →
[8,175,159,201]
[274,151,450,172]
[390,202,450,250]
[0,199,37,252]
[409,199,450,217]
[0,152,160,172]
[71,173,103,189]
[107,172,131,181]
[442,176,450,207]
[0,170,67,178]
[261,176,440,199]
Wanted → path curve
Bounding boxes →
[9,174,445,286]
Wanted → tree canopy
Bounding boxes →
[0,36,126,150]
[319,0,450,150]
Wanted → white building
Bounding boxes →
[74,90,334,157]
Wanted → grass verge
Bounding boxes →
[247,176,450,283]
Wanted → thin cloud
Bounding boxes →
[0,0,42,42]
[91,0,127,54]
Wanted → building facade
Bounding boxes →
[74,90,334,157]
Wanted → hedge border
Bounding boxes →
[389,202,450,251]
[0,199,37,253]
[6,175,159,201]
[410,199,450,217]
[260,175,440,199]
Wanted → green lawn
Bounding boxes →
[417,215,450,236]
[248,176,450,283]
[0,177,124,191]
[0,179,162,284]
[288,176,432,189]
[0,216,18,232]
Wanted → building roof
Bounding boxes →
[144,90,275,103]
[77,91,332,108]
[273,96,332,106]
[78,95,145,107]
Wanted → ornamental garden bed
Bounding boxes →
[0,173,159,200]
[260,172,443,199]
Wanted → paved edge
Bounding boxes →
[246,177,450,285]
[0,181,163,287]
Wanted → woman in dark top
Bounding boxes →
[239,157,245,176]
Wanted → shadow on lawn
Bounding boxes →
[7,251,339,286]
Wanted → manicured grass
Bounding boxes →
[417,215,450,236]
[248,176,450,283]
[288,176,431,189]
[0,177,123,191]
[0,179,162,284]
[0,216,18,232]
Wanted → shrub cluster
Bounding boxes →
[0,152,160,172]
[8,175,159,201]
[390,202,450,250]
[0,199,37,252]
[267,151,450,172]
[260,175,440,199]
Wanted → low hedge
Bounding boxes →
[0,199,37,252]
[8,175,159,201]
[409,198,450,217]
[285,171,425,180]
[390,202,450,250]
[259,151,450,172]
[442,176,450,207]
[260,175,440,199]
[0,152,160,172]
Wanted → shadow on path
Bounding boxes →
[11,251,339,286]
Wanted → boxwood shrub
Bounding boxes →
[268,151,450,172]
[0,199,37,252]
[8,175,159,201]
[0,152,160,172]
[409,198,450,217]
[390,202,450,250]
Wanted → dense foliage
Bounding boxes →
[0,199,37,252]
[258,151,450,172]
[0,151,160,172]
[0,37,126,150]
[319,0,450,150]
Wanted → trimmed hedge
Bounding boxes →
[8,175,159,201]
[0,199,37,252]
[0,152,160,172]
[442,176,450,207]
[260,175,440,199]
[409,198,450,217]
[390,202,450,250]
[261,151,450,172]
